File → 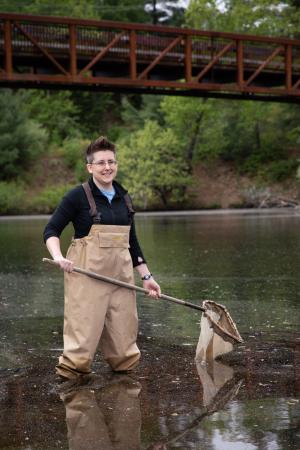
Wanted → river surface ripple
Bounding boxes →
[0,210,299,449]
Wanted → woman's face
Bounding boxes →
[86,150,118,188]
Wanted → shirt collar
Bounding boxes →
[88,177,126,199]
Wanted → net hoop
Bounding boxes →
[203,300,243,344]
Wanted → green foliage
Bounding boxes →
[219,101,300,177]
[121,95,165,132]
[0,0,100,18]
[2,1,300,210]
[0,0,179,24]
[160,97,226,163]
[23,91,80,144]
[30,184,74,214]
[261,159,298,182]
[99,0,149,23]
[69,92,116,136]
[186,0,300,37]
[0,181,25,214]
[0,90,48,180]
[58,137,91,182]
[58,137,88,168]
[117,120,190,208]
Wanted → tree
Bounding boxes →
[0,0,99,19]
[160,96,226,170]
[0,90,48,180]
[120,95,164,131]
[185,0,300,37]
[117,120,190,208]
[96,0,149,23]
[69,91,118,137]
[0,0,187,24]
[0,0,149,23]
[23,90,81,144]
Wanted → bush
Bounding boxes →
[0,90,48,180]
[238,153,265,175]
[59,137,90,168]
[58,137,90,182]
[30,184,73,214]
[0,181,26,214]
[262,159,298,182]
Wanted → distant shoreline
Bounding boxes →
[1,207,299,221]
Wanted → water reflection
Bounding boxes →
[196,361,236,407]
[150,361,242,449]
[58,361,240,450]
[0,334,299,449]
[60,375,141,450]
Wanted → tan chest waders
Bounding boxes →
[56,185,140,379]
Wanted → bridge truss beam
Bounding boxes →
[1,12,300,103]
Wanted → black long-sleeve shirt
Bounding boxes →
[43,178,146,267]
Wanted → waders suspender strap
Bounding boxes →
[82,182,135,224]
[82,182,102,224]
[124,193,135,224]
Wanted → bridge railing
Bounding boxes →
[1,12,300,100]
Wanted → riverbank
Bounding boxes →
[1,159,300,215]
[190,162,300,209]
[1,207,300,221]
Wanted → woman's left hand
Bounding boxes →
[143,278,161,299]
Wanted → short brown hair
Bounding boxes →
[86,136,116,163]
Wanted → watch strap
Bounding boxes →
[141,273,152,280]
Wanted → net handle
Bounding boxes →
[42,258,206,312]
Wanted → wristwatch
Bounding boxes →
[141,273,152,280]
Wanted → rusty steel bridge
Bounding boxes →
[1,12,300,102]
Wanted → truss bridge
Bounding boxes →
[1,12,300,102]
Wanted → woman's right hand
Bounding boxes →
[54,256,74,273]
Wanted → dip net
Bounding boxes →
[195,300,243,362]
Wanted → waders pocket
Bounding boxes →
[98,232,129,248]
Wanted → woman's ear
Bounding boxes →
[86,163,93,174]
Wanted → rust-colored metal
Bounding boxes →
[78,30,126,76]
[14,21,68,75]
[244,45,284,86]
[285,44,292,91]
[236,40,244,89]
[194,41,234,82]
[4,20,13,78]
[185,35,192,83]
[130,29,137,80]
[69,23,77,79]
[293,77,300,90]
[138,35,183,80]
[1,12,300,102]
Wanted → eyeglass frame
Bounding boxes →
[88,159,118,168]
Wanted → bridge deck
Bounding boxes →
[1,12,300,102]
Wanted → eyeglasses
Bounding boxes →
[89,160,117,167]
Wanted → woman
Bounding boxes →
[44,136,161,380]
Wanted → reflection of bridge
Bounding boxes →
[1,12,300,102]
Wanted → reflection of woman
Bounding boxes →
[44,136,161,379]
[60,376,141,450]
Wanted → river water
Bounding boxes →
[0,210,299,449]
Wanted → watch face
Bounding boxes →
[143,274,151,280]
